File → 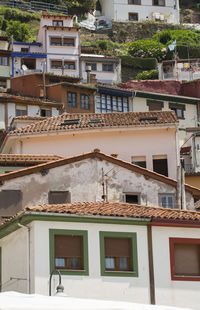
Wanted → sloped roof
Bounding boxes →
[0,151,199,199]
[8,111,178,136]
[0,154,63,165]
[1,202,200,230]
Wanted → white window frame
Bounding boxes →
[159,194,175,209]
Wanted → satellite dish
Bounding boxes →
[22,64,28,71]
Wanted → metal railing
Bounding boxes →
[0,0,68,15]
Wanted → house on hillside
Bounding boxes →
[0,150,198,221]
[0,111,180,180]
[0,36,11,89]
[120,80,200,146]
[0,202,200,309]
[0,94,62,131]
[99,0,180,23]
[10,11,121,84]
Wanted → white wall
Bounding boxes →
[0,227,28,293]
[0,103,5,129]
[152,226,200,309]
[32,220,150,302]
[7,103,15,126]
[100,0,179,23]
[9,127,178,179]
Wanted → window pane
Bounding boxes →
[119,257,129,269]
[55,258,65,267]
[153,158,168,177]
[69,257,80,268]
[105,257,115,269]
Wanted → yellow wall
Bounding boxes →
[185,175,200,190]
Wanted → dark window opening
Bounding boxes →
[125,194,139,204]
[148,102,163,111]
[80,94,90,110]
[132,160,146,168]
[48,191,71,204]
[153,158,168,177]
[129,13,138,21]
[153,0,165,6]
[86,63,97,71]
[102,64,114,72]
[67,92,77,108]
[63,38,75,46]
[50,37,62,46]
[40,109,51,117]
[64,61,75,70]
[21,58,36,70]
[0,190,22,214]
[51,60,62,69]
[128,0,141,4]
[21,48,29,53]
[52,20,63,27]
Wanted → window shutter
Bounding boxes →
[174,244,200,276]
[55,235,83,257]
[105,237,131,257]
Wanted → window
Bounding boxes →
[128,13,138,21]
[0,78,7,88]
[125,194,140,204]
[16,105,27,117]
[169,238,200,281]
[21,58,36,70]
[50,37,62,46]
[159,194,175,208]
[131,156,146,168]
[67,92,77,108]
[49,229,89,275]
[153,156,168,177]
[52,20,63,27]
[0,56,8,66]
[40,108,51,117]
[147,100,163,111]
[153,0,165,6]
[102,64,114,72]
[128,0,141,4]
[63,38,75,46]
[21,48,29,53]
[86,63,97,71]
[80,94,90,110]
[99,231,138,276]
[51,60,62,69]
[64,61,75,70]
[170,106,184,119]
[48,191,71,204]
[96,94,129,113]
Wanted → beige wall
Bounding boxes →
[7,126,178,180]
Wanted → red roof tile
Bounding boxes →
[9,111,178,136]
[121,80,182,96]
[1,202,200,227]
[0,154,63,165]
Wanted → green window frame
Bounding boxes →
[169,102,186,120]
[99,231,138,277]
[49,229,89,276]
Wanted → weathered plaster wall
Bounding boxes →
[0,157,194,216]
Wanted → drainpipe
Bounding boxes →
[17,222,31,294]
[181,158,186,210]
[147,225,155,305]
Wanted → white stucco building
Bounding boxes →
[99,0,180,23]
[0,111,180,180]
[0,202,199,309]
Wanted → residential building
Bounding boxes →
[0,153,63,174]
[0,150,198,220]
[121,80,200,146]
[0,94,62,131]
[0,111,179,180]
[0,202,200,309]
[10,11,121,84]
[99,0,180,23]
[0,36,11,88]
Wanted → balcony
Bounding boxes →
[184,164,195,174]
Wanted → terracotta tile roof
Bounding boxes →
[0,151,199,199]
[11,116,46,121]
[9,111,178,136]
[0,154,63,165]
[1,202,200,227]
[195,200,200,209]
[121,80,182,96]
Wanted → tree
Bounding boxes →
[6,20,30,42]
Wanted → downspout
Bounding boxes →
[147,224,155,305]
[17,222,31,294]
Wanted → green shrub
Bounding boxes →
[120,56,157,70]
[128,40,167,61]
[6,20,31,42]
[0,7,40,23]
[136,69,158,80]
